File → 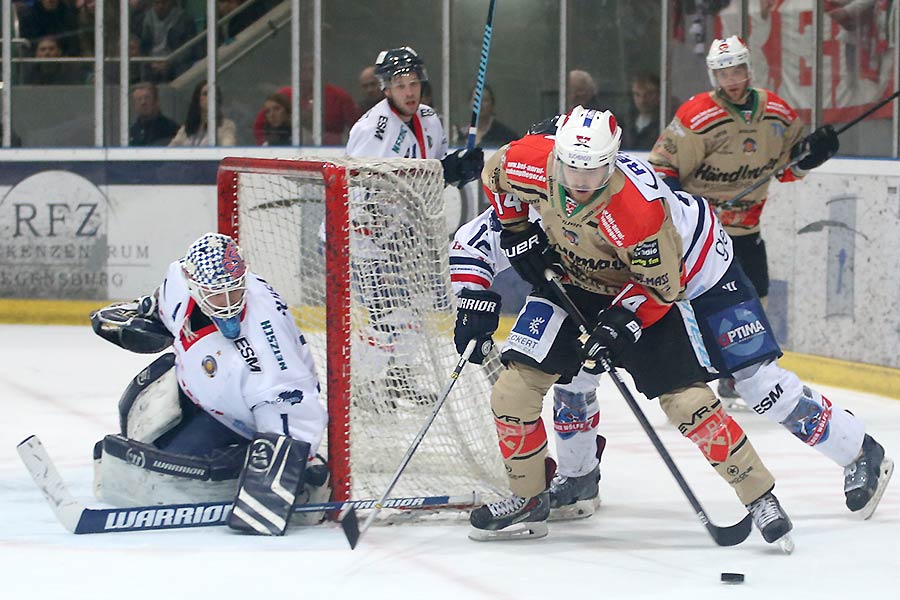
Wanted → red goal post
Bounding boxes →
[217,156,506,507]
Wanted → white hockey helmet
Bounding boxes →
[181,233,248,321]
[553,106,622,193]
[706,36,752,89]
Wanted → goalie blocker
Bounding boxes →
[228,433,311,535]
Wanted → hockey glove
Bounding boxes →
[455,289,502,364]
[580,306,642,373]
[791,125,839,171]
[500,222,565,290]
[441,147,484,188]
[91,300,174,354]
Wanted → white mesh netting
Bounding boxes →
[219,156,507,507]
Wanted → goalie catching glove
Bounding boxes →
[441,147,484,188]
[580,306,642,373]
[455,289,501,364]
[500,222,565,291]
[790,124,839,171]
[90,292,174,354]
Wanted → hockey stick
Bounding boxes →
[542,271,753,547]
[17,435,479,535]
[724,89,900,207]
[341,339,478,549]
[466,0,497,149]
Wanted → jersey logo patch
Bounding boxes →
[277,389,304,405]
[234,336,262,373]
[631,240,661,267]
[202,355,217,377]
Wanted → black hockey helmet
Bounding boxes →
[374,46,429,89]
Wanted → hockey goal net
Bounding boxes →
[217,156,506,507]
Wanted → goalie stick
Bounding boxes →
[16,435,479,535]
[724,89,900,208]
[341,339,478,549]
[542,270,753,547]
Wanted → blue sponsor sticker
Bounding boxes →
[709,301,779,370]
[511,301,554,340]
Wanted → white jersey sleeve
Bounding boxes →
[449,204,541,295]
[156,263,327,454]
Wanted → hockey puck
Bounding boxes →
[720,572,745,584]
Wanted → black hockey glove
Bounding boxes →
[91,294,173,354]
[500,222,565,290]
[790,125,839,171]
[454,289,501,364]
[441,147,484,188]
[580,306,642,373]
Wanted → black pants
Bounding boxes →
[731,232,769,298]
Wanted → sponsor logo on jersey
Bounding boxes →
[505,160,547,184]
[233,336,261,373]
[510,302,553,346]
[718,319,766,347]
[374,115,388,140]
[722,280,738,292]
[631,240,661,267]
[258,277,288,315]
[392,127,407,154]
[260,320,288,370]
[420,107,436,118]
[104,504,231,530]
[693,157,778,184]
[559,244,626,272]
[277,389,304,406]
[634,272,669,288]
[598,209,626,246]
[562,228,579,245]
[769,121,786,139]
[742,137,757,154]
[753,383,783,415]
[201,355,217,377]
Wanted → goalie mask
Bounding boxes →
[181,233,247,339]
[553,106,621,196]
[374,46,429,90]
[706,36,752,93]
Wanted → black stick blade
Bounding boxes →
[340,508,361,549]
[709,513,753,547]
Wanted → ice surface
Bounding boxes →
[2,324,898,599]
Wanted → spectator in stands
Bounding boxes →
[622,72,666,151]
[566,69,603,112]
[129,82,179,146]
[23,35,84,84]
[19,0,80,56]
[169,81,237,146]
[358,64,381,113]
[76,0,119,59]
[138,0,197,82]
[252,56,360,146]
[217,0,270,44]
[259,92,291,146]
[456,83,517,148]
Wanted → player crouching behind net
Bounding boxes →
[90,232,329,536]
[456,106,893,546]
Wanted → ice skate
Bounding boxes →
[844,434,894,520]
[746,490,794,554]
[468,491,549,541]
[717,378,749,412]
[548,464,600,521]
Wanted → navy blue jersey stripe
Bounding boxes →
[449,256,495,274]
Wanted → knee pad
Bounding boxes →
[118,353,182,443]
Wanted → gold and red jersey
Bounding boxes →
[482,134,732,328]
[648,88,807,236]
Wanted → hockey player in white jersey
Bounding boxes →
[344,46,484,408]
[90,233,328,535]
[452,205,604,521]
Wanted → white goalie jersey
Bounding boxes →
[156,261,327,453]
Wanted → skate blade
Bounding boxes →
[860,457,894,520]
[467,521,549,542]
[776,533,795,555]
[548,496,601,522]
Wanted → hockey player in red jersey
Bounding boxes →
[649,36,838,404]
[457,106,891,548]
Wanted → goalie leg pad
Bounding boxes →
[491,363,557,498]
[95,434,245,506]
[659,382,775,505]
[228,433,310,536]
[118,353,182,442]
